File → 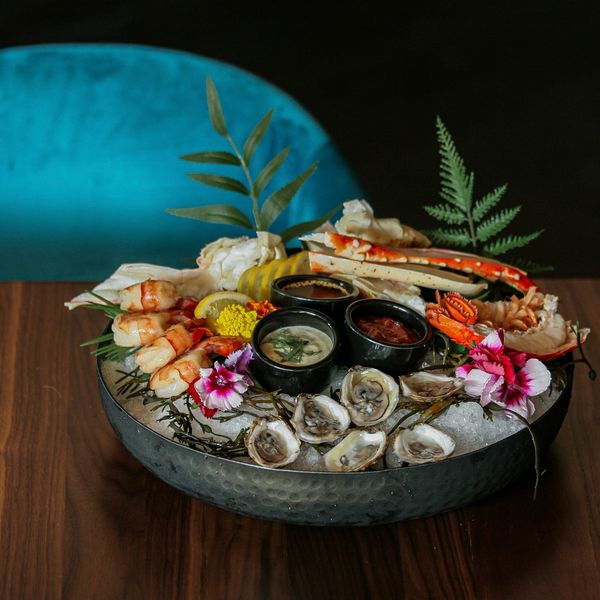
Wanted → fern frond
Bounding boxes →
[476,207,521,242]
[509,257,555,274]
[423,204,466,225]
[484,230,544,256]
[472,184,507,222]
[436,117,474,211]
[425,227,472,247]
[424,118,548,266]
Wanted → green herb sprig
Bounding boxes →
[424,117,551,272]
[167,76,338,243]
[77,292,138,361]
[270,332,319,363]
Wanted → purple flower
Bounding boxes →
[456,330,551,419]
[188,344,255,418]
[224,344,254,386]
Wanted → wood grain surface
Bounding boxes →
[1,279,598,600]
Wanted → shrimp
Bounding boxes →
[135,323,213,374]
[120,280,179,312]
[197,336,246,357]
[112,312,171,347]
[149,347,212,398]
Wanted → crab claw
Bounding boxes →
[426,291,483,347]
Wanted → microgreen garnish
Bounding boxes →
[269,332,319,363]
[167,76,339,243]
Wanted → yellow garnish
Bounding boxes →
[193,291,252,329]
[214,304,258,339]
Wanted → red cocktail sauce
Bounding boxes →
[355,315,421,345]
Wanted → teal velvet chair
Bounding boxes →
[0,44,363,280]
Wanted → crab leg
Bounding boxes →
[303,232,537,294]
[309,252,488,296]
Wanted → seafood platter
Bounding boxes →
[69,200,588,525]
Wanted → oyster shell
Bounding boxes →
[323,429,387,472]
[291,394,350,444]
[390,424,455,464]
[399,372,463,402]
[340,367,399,426]
[245,417,300,468]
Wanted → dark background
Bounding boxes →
[2,1,598,276]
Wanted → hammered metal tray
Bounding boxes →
[96,356,573,526]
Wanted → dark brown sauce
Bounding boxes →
[356,315,421,345]
[283,280,348,300]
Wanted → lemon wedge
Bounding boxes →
[194,291,252,329]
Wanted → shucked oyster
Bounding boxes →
[245,417,300,468]
[399,372,463,402]
[340,367,400,426]
[291,394,350,444]
[323,429,387,472]
[390,424,455,464]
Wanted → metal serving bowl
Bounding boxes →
[97,358,573,526]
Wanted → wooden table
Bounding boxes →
[1,279,598,599]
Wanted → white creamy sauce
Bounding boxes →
[261,325,333,366]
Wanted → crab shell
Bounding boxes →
[245,417,301,468]
[390,424,455,464]
[291,394,351,444]
[426,290,588,361]
[323,429,388,472]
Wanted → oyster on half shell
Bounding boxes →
[291,394,350,444]
[340,366,399,426]
[399,372,463,402]
[323,429,387,472]
[245,417,300,468]
[390,424,455,464]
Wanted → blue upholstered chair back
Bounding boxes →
[0,44,363,280]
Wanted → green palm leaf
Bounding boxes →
[255,147,290,196]
[260,162,318,230]
[280,203,342,243]
[166,204,254,229]
[243,109,273,164]
[187,173,249,196]
[180,151,240,165]
[206,76,228,137]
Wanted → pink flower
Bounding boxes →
[456,330,551,419]
[188,345,254,418]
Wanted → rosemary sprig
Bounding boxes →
[567,324,596,380]
[167,76,339,243]
[487,404,541,500]
[77,291,127,319]
[77,291,134,361]
[430,331,470,367]
[85,340,140,362]
[115,367,150,399]
[424,117,550,272]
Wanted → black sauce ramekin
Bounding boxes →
[251,306,339,394]
[343,299,432,374]
[271,274,359,322]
